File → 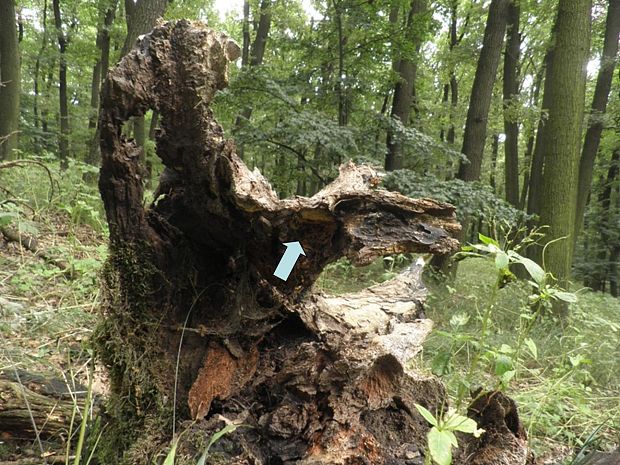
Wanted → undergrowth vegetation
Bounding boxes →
[319,252,620,463]
[1,160,618,464]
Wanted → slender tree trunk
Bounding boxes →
[446,0,459,147]
[86,0,117,167]
[456,0,510,182]
[537,0,592,288]
[503,1,520,207]
[592,149,619,292]
[385,0,427,172]
[519,67,543,210]
[610,245,620,297]
[89,61,102,129]
[52,0,70,167]
[241,0,250,66]
[88,0,115,130]
[33,0,49,151]
[440,84,449,142]
[490,134,499,192]
[574,0,620,240]
[0,0,21,161]
[41,62,55,146]
[100,4,115,82]
[148,111,158,140]
[233,0,272,160]
[527,40,555,218]
[334,0,347,130]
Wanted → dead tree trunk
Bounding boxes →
[96,21,533,465]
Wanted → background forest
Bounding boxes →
[0,0,619,463]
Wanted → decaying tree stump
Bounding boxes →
[96,20,533,465]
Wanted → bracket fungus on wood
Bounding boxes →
[96,20,533,465]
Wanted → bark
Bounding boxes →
[503,1,520,207]
[40,61,55,145]
[457,0,510,182]
[33,0,49,144]
[490,133,499,192]
[86,0,118,167]
[233,0,273,160]
[88,61,102,129]
[440,83,449,142]
[577,449,620,465]
[0,0,21,161]
[1,226,71,273]
[148,110,158,140]
[52,0,70,168]
[334,0,347,130]
[519,67,543,210]
[574,0,620,239]
[385,0,427,172]
[95,21,532,465]
[121,0,169,164]
[536,0,592,286]
[446,0,461,147]
[593,149,619,292]
[0,371,87,441]
[121,0,168,57]
[527,19,564,219]
[241,0,250,67]
[610,245,619,297]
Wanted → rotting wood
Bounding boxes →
[0,371,86,441]
[96,20,533,465]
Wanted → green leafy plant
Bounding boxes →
[415,404,484,465]
[162,422,247,465]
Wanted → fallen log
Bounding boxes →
[0,371,86,441]
[0,227,71,274]
[95,20,533,465]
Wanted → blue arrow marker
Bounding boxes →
[274,241,306,281]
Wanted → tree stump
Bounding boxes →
[96,20,533,465]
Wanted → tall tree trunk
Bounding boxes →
[121,0,169,167]
[527,40,555,218]
[52,0,70,168]
[574,0,620,239]
[41,61,55,147]
[592,149,619,292]
[121,0,168,57]
[503,1,520,207]
[456,0,510,182]
[536,0,592,288]
[88,0,116,130]
[489,133,499,192]
[446,0,460,147]
[89,61,102,129]
[519,67,543,210]
[241,0,250,66]
[385,0,427,172]
[33,0,49,151]
[148,110,158,140]
[334,0,347,131]
[86,0,118,167]
[0,0,21,161]
[233,0,272,160]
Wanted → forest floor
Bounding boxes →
[0,162,618,464]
